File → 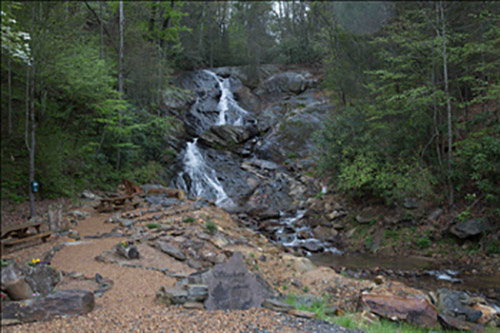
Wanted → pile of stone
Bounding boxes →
[1,260,96,325]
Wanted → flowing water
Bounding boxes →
[177,70,249,207]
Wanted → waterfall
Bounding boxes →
[177,70,250,207]
[181,139,233,207]
[203,70,248,126]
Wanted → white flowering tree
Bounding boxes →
[1,7,31,64]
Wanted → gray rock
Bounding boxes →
[356,208,377,224]
[438,288,483,323]
[156,286,188,306]
[187,259,202,270]
[156,284,208,306]
[428,208,443,221]
[262,298,294,312]
[1,289,94,323]
[81,190,101,201]
[21,264,60,297]
[70,210,90,220]
[157,241,186,261]
[450,218,490,239]
[302,240,321,253]
[1,263,32,300]
[403,197,421,209]
[438,314,485,332]
[184,284,208,302]
[204,252,263,310]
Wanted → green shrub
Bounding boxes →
[417,236,431,249]
[183,216,195,223]
[205,220,218,234]
[146,223,160,229]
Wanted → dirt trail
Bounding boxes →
[1,204,353,332]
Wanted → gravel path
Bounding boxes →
[2,207,356,332]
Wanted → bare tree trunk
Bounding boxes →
[440,1,454,207]
[198,2,205,51]
[209,3,214,68]
[8,57,12,135]
[116,0,124,170]
[99,0,104,59]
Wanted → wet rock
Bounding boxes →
[438,314,485,332]
[298,230,310,239]
[450,218,491,239]
[302,240,321,253]
[156,241,186,261]
[360,293,439,328]
[262,298,295,312]
[312,226,338,242]
[199,125,255,150]
[204,252,263,310]
[1,289,94,323]
[438,288,483,323]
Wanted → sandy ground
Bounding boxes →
[1,204,353,332]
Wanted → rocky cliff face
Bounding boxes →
[165,65,331,215]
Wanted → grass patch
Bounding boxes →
[205,220,218,234]
[146,223,160,229]
[284,293,457,332]
[183,216,195,223]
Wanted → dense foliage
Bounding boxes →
[1,1,499,221]
[316,2,500,217]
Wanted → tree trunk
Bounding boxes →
[209,4,214,68]
[198,2,205,52]
[440,1,454,207]
[116,0,124,170]
[99,1,104,59]
[8,56,12,135]
[29,59,36,218]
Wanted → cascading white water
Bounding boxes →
[178,70,250,207]
[182,138,233,207]
[203,70,248,126]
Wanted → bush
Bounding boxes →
[205,220,218,234]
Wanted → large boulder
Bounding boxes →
[256,71,315,95]
[255,93,331,163]
[449,218,491,239]
[1,289,94,324]
[203,252,263,310]
[1,263,33,301]
[21,264,60,297]
[198,125,256,150]
[437,289,483,323]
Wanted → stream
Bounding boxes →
[171,67,500,306]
